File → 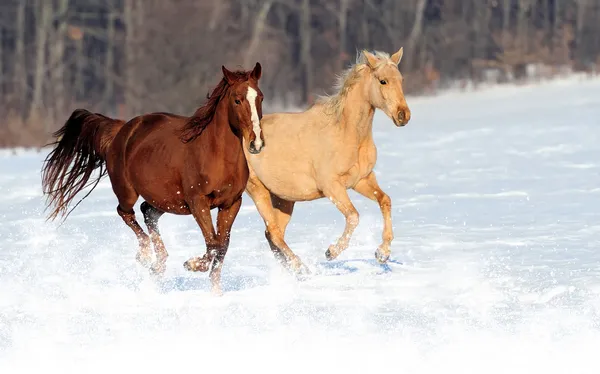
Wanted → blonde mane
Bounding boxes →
[317,50,395,118]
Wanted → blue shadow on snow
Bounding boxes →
[316,258,403,276]
[151,259,403,293]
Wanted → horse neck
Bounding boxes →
[205,102,244,157]
[337,77,375,143]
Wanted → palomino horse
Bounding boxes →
[243,48,411,274]
[41,63,265,295]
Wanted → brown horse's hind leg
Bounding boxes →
[245,176,308,276]
[322,181,360,261]
[141,201,168,275]
[117,205,153,268]
[352,172,393,263]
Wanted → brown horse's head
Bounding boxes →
[222,62,265,154]
[362,48,411,127]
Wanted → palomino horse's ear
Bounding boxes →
[222,65,237,85]
[391,47,404,65]
[251,62,262,81]
[362,50,380,69]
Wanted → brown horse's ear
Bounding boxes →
[391,47,404,65]
[251,62,262,81]
[362,50,380,69]
[222,65,236,85]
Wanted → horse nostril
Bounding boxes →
[398,111,405,122]
[249,140,261,154]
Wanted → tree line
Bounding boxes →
[1,0,599,147]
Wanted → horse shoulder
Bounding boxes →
[357,137,377,176]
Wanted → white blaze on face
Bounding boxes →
[246,87,262,150]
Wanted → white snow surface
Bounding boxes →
[1,77,600,373]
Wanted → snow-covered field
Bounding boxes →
[1,77,600,373]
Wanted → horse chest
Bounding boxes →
[340,142,377,187]
[202,167,248,208]
[208,180,246,208]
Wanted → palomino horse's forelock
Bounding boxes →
[246,86,262,150]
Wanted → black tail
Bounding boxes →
[41,109,123,222]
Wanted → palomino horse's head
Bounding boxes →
[222,62,265,154]
[362,48,411,127]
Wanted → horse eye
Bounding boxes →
[235,99,241,105]
[379,80,387,85]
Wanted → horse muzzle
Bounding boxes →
[395,108,411,127]
[248,139,264,154]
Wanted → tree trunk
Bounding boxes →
[502,0,511,46]
[49,0,69,123]
[339,0,349,71]
[103,11,116,113]
[243,0,274,68]
[575,0,587,62]
[31,0,52,121]
[0,27,4,98]
[124,0,143,117]
[14,0,27,115]
[405,0,427,70]
[300,0,313,104]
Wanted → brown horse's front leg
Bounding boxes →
[208,197,243,296]
[183,195,218,276]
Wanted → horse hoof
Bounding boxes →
[374,250,390,264]
[295,264,311,281]
[136,252,153,268]
[150,261,166,275]
[211,287,224,297]
[183,257,210,272]
[325,245,339,261]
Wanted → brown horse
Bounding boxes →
[41,63,265,295]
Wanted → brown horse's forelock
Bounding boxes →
[180,71,252,143]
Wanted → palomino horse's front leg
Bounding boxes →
[323,181,360,261]
[208,197,243,296]
[352,172,393,263]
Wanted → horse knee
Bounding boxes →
[347,211,359,228]
[117,205,135,221]
[265,225,285,244]
[379,193,391,210]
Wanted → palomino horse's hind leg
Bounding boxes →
[266,193,296,266]
[322,181,360,261]
[117,205,153,268]
[141,201,168,274]
[245,176,308,276]
[352,172,393,263]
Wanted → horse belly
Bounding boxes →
[137,182,191,215]
[128,158,191,214]
[260,171,322,201]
